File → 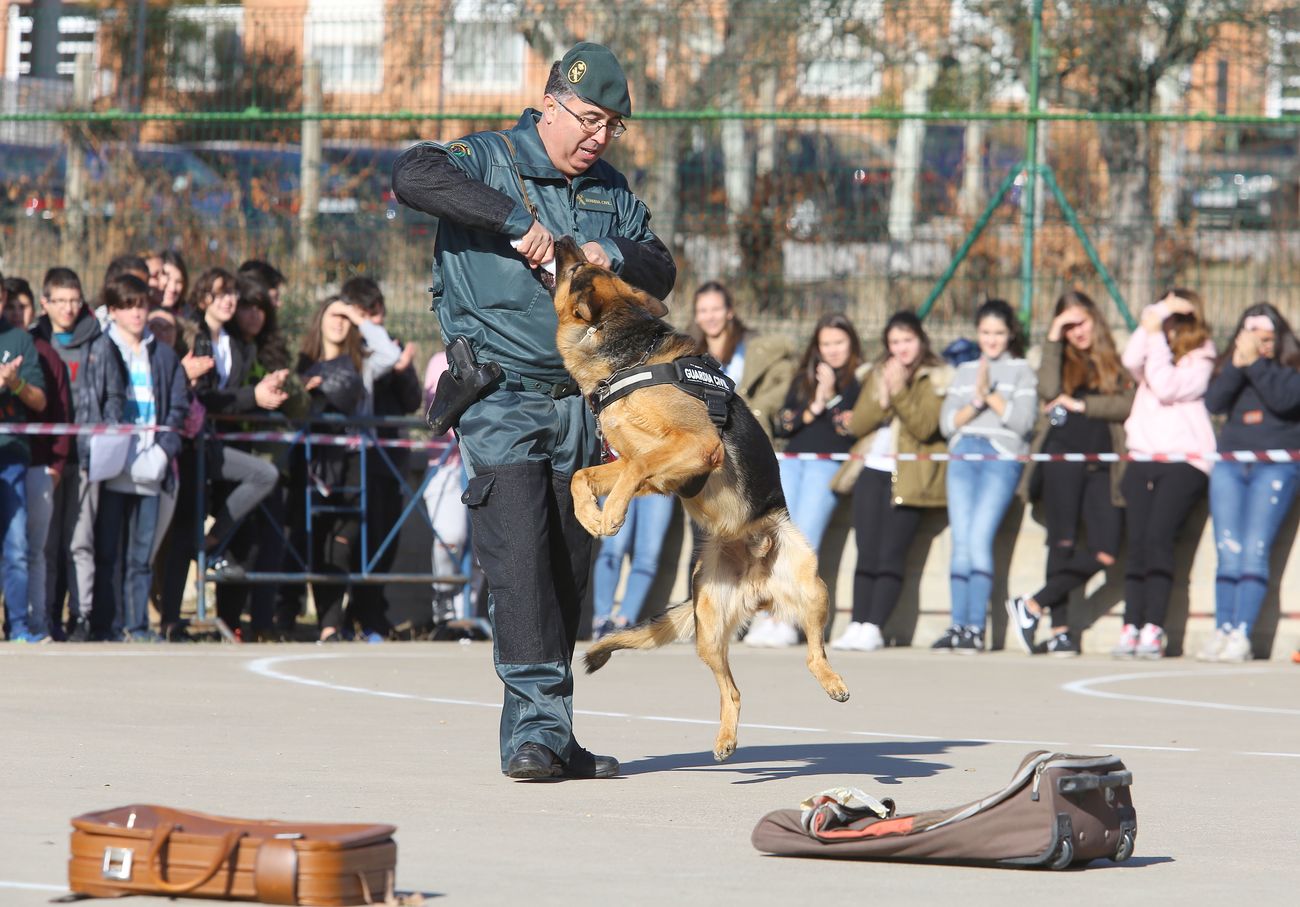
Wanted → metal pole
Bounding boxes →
[1019,0,1043,327]
[1040,168,1136,329]
[918,163,1024,320]
[298,60,322,271]
[131,0,148,111]
[195,427,208,621]
[60,53,93,264]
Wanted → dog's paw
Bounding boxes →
[713,737,736,762]
[573,502,605,537]
[828,684,850,703]
[597,514,626,537]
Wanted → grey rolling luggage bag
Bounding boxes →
[752,751,1136,869]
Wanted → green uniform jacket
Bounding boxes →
[847,363,952,508]
[392,110,675,385]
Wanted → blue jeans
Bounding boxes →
[778,457,843,553]
[945,436,1022,629]
[1209,461,1300,635]
[592,494,675,625]
[95,489,161,638]
[0,452,31,638]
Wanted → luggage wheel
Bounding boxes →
[1048,837,1074,870]
[1112,827,1136,862]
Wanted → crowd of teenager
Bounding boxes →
[0,251,453,644]
[592,282,1300,663]
[3,258,1299,661]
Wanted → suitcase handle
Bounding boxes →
[1057,770,1132,795]
[145,822,245,894]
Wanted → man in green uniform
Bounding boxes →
[393,43,676,780]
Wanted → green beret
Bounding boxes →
[558,42,631,118]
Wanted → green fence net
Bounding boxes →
[3,0,1299,344]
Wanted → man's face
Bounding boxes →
[43,287,84,332]
[540,94,621,177]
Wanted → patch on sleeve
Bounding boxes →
[447,141,472,157]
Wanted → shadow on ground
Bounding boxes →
[620,739,987,784]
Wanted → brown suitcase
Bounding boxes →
[752,751,1136,869]
[68,804,397,905]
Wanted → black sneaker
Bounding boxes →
[208,556,247,580]
[931,626,962,651]
[954,626,985,655]
[1004,596,1039,655]
[67,619,92,643]
[1037,631,1080,658]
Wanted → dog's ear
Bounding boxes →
[573,292,602,324]
[633,291,668,319]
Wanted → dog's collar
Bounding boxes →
[591,354,735,429]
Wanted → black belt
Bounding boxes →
[502,371,580,399]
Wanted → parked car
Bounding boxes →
[1179,169,1299,229]
[189,141,437,271]
[0,141,234,224]
[676,125,1019,241]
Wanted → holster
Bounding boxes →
[425,336,502,436]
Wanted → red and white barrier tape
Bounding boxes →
[1,424,1295,463]
[0,423,449,451]
[0,423,166,436]
[778,450,1300,463]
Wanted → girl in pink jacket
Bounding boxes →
[1114,290,1217,659]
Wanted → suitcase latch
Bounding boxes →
[102,846,133,880]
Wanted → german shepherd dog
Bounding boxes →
[550,236,849,762]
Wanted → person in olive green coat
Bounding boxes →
[689,281,795,439]
[1005,291,1135,657]
[392,43,676,781]
[833,311,951,652]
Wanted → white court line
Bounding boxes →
[0,880,66,892]
[245,654,1300,760]
[1061,667,1300,716]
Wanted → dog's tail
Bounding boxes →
[584,600,695,673]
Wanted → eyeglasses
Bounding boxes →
[553,96,626,139]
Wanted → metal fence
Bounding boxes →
[2,0,1299,343]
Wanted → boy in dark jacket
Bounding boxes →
[93,276,188,641]
[32,267,126,641]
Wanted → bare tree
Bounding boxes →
[969,0,1255,307]
[511,0,866,308]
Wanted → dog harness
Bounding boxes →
[591,355,736,429]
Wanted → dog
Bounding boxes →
[549,236,849,763]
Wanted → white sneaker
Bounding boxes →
[1135,623,1165,660]
[830,622,864,651]
[744,616,774,647]
[1111,623,1139,658]
[767,621,799,648]
[1220,627,1252,662]
[1196,626,1230,662]
[859,622,885,651]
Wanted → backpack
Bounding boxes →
[752,750,1136,869]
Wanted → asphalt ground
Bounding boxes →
[3,642,1298,905]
